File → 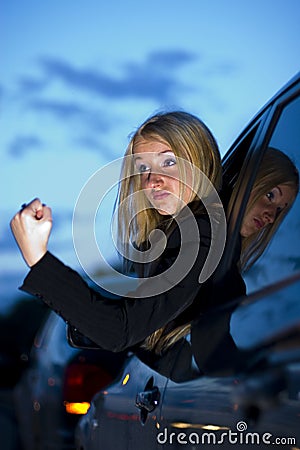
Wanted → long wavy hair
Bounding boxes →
[114,111,222,353]
[116,110,222,257]
[240,147,299,272]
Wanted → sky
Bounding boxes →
[1,0,300,307]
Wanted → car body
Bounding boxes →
[0,284,49,450]
[14,308,126,450]
[75,72,300,449]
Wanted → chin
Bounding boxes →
[157,209,174,216]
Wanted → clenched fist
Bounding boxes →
[10,198,53,267]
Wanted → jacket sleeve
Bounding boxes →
[20,215,211,352]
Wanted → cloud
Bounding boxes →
[28,99,110,132]
[8,135,43,157]
[0,225,17,252]
[21,49,197,102]
[74,135,104,152]
[29,99,85,118]
[147,50,196,68]
[18,77,48,95]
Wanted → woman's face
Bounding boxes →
[240,184,295,238]
[133,139,193,215]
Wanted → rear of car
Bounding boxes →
[14,311,126,450]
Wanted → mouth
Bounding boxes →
[253,217,264,230]
[152,190,171,201]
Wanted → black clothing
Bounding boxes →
[20,212,213,352]
[160,234,246,333]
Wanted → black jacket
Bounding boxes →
[20,212,213,352]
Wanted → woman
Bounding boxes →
[10,111,224,353]
[239,147,299,271]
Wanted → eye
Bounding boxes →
[136,163,150,174]
[162,157,176,168]
[266,191,275,201]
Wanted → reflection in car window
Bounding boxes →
[243,95,300,293]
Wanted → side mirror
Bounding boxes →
[66,324,101,349]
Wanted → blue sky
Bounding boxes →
[1,0,300,305]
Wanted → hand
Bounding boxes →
[10,198,53,267]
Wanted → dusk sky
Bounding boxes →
[1,0,299,307]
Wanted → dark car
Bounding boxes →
[14,307,126,450]
[0,281,50,450]
[75,72,300,449]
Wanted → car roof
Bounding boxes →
[223,71,300,163]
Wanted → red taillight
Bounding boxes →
[63,362,113,403]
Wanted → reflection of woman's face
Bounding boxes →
[240,184,295,238]
[133,139,193,215]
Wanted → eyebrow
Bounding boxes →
[133,150,175,161]
[275,185,289,209]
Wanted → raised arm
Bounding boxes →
[11,201,212,352]
[10,198,52,267]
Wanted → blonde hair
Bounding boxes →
[117,110,221,255]
[115,111,222,353]
[240,148,299,271]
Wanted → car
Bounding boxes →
[0,283,49,450]
[14,306,126,450]
[74,72,300,449]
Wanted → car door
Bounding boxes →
[157,284,300,448]
[157,74,300,448]
[76,352,169,450]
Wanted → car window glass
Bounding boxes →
[243,95,300,293]
[191,277,300,378]
[230,278,300,350]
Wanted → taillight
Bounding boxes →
[63,362,112,415]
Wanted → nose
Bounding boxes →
[264,208,276,224]
[146,171,164,189]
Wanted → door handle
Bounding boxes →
[136,386,160,413]
[135,376,161,424]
